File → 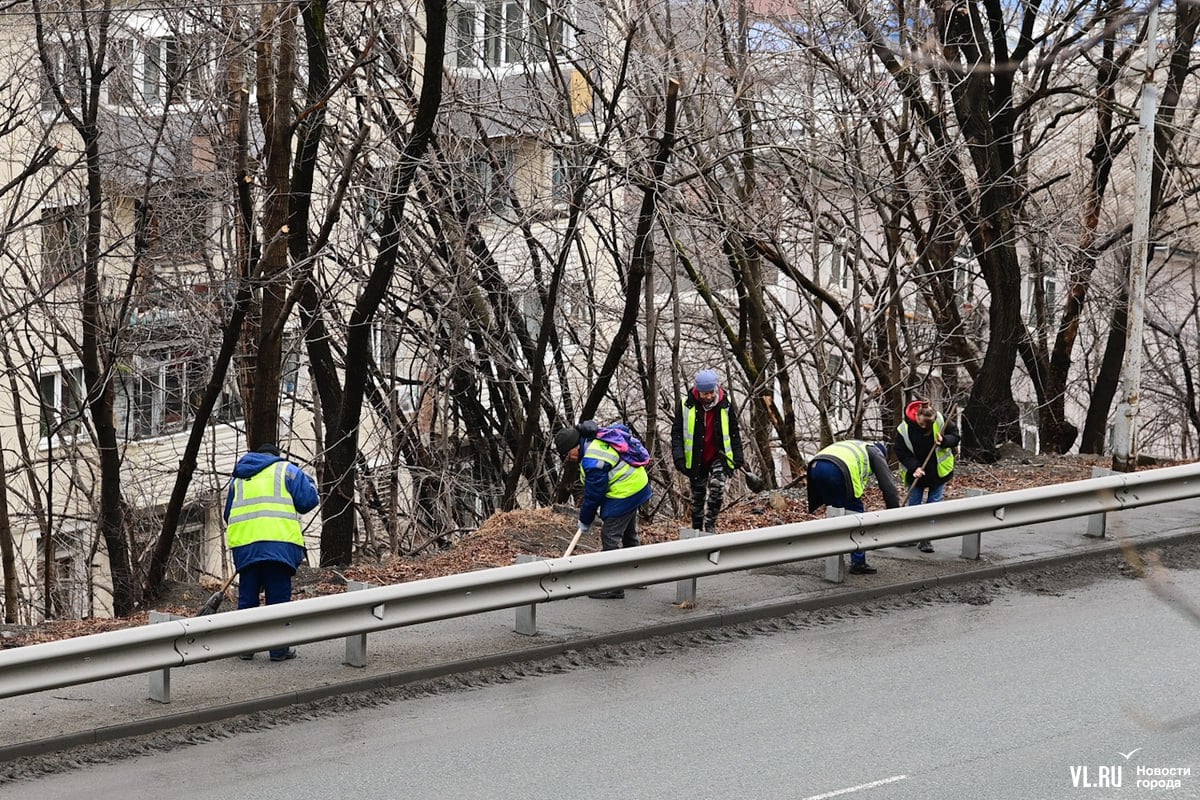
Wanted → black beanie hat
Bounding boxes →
[553,427,581,456]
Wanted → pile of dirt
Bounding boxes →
[326,505,684,593]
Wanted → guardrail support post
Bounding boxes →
[1086,467,1116,538]
[514,555,541,635]
[148,611,184,703]
[961,489,987,559]
[824,507,846,583]
[343,581,374,667]
[674,528,703,604]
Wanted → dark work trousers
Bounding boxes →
[808,459,869,564]
[237,561,295,660]
[689,460,730,532]
[598,507,641,551]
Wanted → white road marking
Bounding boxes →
[800,775,909,800]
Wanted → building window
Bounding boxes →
[40,43,82,111]
[818,237,849,291]
[114,349,239,439]
[373,321,418,415]
[105,29,205,108]
[1023,272,1057,328]
[953,251,977,306]
[376,10,414,82]
[134,199,159,256]
[107,37,137,106]
[137,193,210,260]
[449,0,566,69]
[41,545,89,620]
[38,367,85,441]
[373,321,402,380]
[477,148,514,212]
[551,151,570,207]
[362,180,393,244]
[144,36,203,104]
[550,148,585,210]
[279,332,305,398]
[453,147,515,216]
[143,38,175,102]
[167,508,206,583]
[41,205,85,288]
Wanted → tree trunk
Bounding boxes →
[248,4,299,448]
[939,0,1023,459]
[578,78,679,424]
[1080,300,1127,453]
[0,438,19,622]
[142,31,259,601]
[319,0,446,566]
[82,139,133,615]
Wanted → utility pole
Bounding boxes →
[1113,2,1159,473]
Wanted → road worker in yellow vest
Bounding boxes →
[223,442,319,661]
[895,400,960,553]
[670,369,745,533]
[806,440,901,575]
[554,421,652,599]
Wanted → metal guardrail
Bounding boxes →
[1,460,1198,699]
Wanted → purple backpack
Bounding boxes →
[594,423,651,467]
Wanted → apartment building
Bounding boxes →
[0,0,621,621]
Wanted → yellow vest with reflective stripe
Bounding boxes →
[897,415,955,485]
[579,440,649,499]
[682,404,735,470]
[815,440,871,499]
[226,462,304,548]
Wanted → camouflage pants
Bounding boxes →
[689,461,730,532]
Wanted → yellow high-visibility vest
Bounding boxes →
[897,414,955,485]
[580,440,649,498]
[226,462,304,548]
[814,440,872,499]
[682,404,735,470]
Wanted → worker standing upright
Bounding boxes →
[670,369,745,533]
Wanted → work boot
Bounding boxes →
[269,648,298,662]
[587,589,625,599]
[238,652,255,661]
[848,562,878,575]
[918,540,934,553]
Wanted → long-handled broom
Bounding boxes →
[196,569,240,616]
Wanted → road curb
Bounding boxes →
[3,527,1196,762]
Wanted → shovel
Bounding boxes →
[743,469,765,493]
[562,526,586,558]
[905,402,957,502]
[196,569,240,616]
